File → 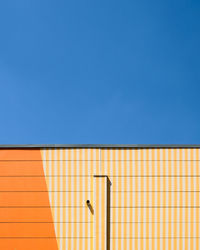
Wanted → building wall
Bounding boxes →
[0,147,200,249]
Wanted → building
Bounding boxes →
[0,144,199,249]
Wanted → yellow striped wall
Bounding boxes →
[41,148,200,250]
[94,176,108,250]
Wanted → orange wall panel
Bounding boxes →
[0,149,58,250]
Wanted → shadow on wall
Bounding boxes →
[86,200,94,215]
[107,177,111,250]
[86,176,112,250]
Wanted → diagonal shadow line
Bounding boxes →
[86,201,94,215]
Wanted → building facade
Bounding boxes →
[0,145,200,249]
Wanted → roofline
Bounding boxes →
[0,144,200,149]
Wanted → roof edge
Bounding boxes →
[0,144,200,149]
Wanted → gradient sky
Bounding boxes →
[0,0,199,144]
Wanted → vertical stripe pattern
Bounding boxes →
[41,148,99,250]
[40,147,200,250]
[102,148,200,250]
[94,176,108,250]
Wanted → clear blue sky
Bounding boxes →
[0,0,199,144]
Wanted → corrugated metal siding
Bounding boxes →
[41,148,99,250]
[102,148,200,250]
[0,149,58,250]
[1,147,200,249]
[40,148,200,250]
